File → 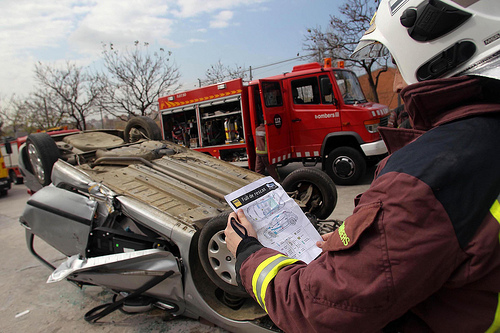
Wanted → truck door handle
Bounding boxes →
[292,118,302,122]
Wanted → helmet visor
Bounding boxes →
[351,40,390,60]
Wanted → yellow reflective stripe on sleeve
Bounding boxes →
[485,293,500,333]
[485,195,500,333]
[490,196,500,243]
[490,198,500,224]
[259,258,299,312]
[251,254,298,312]
[252,254,286,309]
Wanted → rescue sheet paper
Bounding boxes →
[225,176,322,263]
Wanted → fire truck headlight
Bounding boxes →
[364,119,381,133]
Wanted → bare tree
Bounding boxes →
[0,95,36,137]
[303,0,388,102]
[99,42,181,120]
[34,62,103,130]
[25,89,69,130]
[0,100,5,138]
[203,60,247,86]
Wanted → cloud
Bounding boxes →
[170,0,268,18]
[0,1,76,57]
[0,0,270,97]
[209,10,234,29]
[188,38,207,43]
[69,0,175,55]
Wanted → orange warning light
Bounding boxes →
[324,58,332,68]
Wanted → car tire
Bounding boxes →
[325,147,366,185]
[124,116,162,143]
[26,133,61,187]
[198,212,249,298]
[282,167,337,219]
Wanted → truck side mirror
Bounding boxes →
[4,142,12,155]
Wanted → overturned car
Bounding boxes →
[18,117,338,332]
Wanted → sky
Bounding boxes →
[0,0,340,102]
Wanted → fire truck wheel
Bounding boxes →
[9,170,22,184]
[325,147,366,185]
[124,116,162,143]
[282,167,337,219]
[26,133,61,187]
[198,212,250,298]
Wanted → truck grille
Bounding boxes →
[379,115,389,127]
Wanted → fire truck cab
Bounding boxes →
[159,61,389,185]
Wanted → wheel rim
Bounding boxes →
[333,156,355,179]
[27,143,46,183]
[207,230,238,286]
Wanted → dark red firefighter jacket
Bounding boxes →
[235,76,500,333]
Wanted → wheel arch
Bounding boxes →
[321,132,366,163]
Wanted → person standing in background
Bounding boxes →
[254,121,280,182]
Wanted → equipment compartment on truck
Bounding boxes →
[160,80,251,166]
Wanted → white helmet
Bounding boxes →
[352,0,500,85]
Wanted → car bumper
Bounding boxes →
[361,140,387,156]
[0,177,11,190]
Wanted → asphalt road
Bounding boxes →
[0,164,372,333]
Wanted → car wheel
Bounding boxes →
[124,116,162,143]
[282,167,337,219]
[198,212,249,298]
[26,133,61,187]
[325,147,366,185]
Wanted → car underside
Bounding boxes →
[18,117,338,332]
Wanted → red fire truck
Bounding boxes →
[0,138,23,184]
[158,60,389,185]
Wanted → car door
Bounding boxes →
[288,74,341,159]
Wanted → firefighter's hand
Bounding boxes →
[316,232,333,249]
[224,209,257,257]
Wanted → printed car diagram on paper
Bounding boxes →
[263,211,298,239]
[245,191,283,222]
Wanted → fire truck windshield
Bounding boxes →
[333,70,367,105]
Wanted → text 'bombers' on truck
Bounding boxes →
[158,59,389,185]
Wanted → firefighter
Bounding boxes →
[225,0,500,332]
[254,109,280,182]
